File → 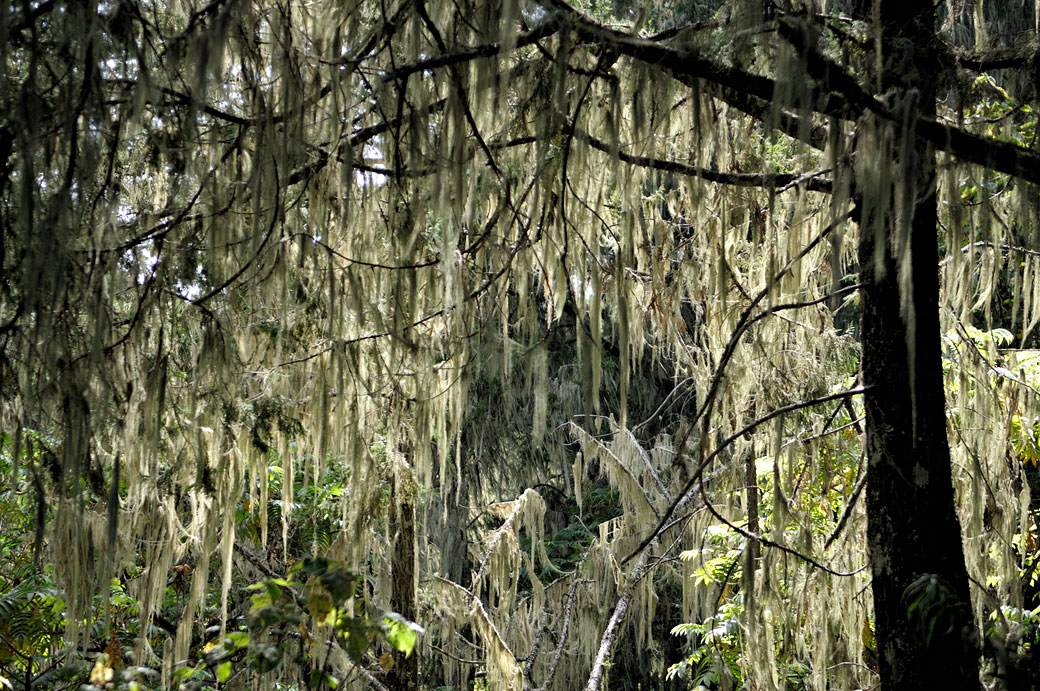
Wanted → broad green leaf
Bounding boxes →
[224,631,249,649]
[301,556,329,576]
[341,617,371,662]
[383,612,424,657]
[319,567,356,602]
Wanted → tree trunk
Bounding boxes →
[439,460,471,588]
[388,485,418,690]
[857,1,977,687]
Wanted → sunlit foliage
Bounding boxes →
[3,0,1040,689]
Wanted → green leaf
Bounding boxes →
[309,668,330,687]
[216,661,231,683]
[341,617,371,662]
[267,577,294,588]
[301,555,329,576]
[386,621,416,656]
[224,631,249,649]
[250,643,283,673]
[173,666,200,682]
[319,566,356,602]
[384,612,424,656]
[670,622,699,637]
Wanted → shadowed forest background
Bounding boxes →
[4,0,1040,689]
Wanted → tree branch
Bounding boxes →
[956,47,1039,72]
[699,483,866,577]
[387,19,560,80]
[624,386,868,564]
[530,577,587,691]
[571,127,834,191]
[582,554,648,691]
[543,0,1040,183]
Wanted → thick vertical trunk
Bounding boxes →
[857,1,977,687]
[388,487,418,690]
[439,464,471,588]
[858,172,977,689]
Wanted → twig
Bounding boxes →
[532,577,587,691]
[623,427,673,505]
[824,451,868,549]
[569,423,661,519]
[633,377,695,432]
[582,555,648,691]
[623,386,868,564]
[700,484,866,577]
[472,489,537,585]
[431,644,484,666]
[783,415,864,449]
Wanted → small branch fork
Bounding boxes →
[617,209,859,567]
[697,484,867,578]
[581,501,701,691]
[623,386,869,565]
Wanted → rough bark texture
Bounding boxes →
[745,445,760,562]
[389,487,418,691]
[858,0,977,687]
[439,463,471,588]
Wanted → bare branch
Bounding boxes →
[530,577,587,691]
[824,454,868,549]
[624,386,869,564]
[582,555,648,691]
[571,127,834,192]
[699,484,867,577]
[543,0,1040,183]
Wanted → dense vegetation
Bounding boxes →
[3,0,1040,689]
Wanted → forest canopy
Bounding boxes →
[3,0,1040,689]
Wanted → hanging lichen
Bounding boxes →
[3,0,1040,689]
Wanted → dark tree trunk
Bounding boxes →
[746,445,760,561]
[856,1,977,687]
[388,485,418,690]
[439,461,471,588]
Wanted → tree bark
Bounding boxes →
[856,1,977,687]
[439,460,471,588]
[388,485,418,690]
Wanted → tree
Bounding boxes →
[856,0,976,686]
[3,0,1040,688]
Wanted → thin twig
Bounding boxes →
[824,451,868,549]
[623,386,868,564]
[700,483,866,577]
[532,577,587,691]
